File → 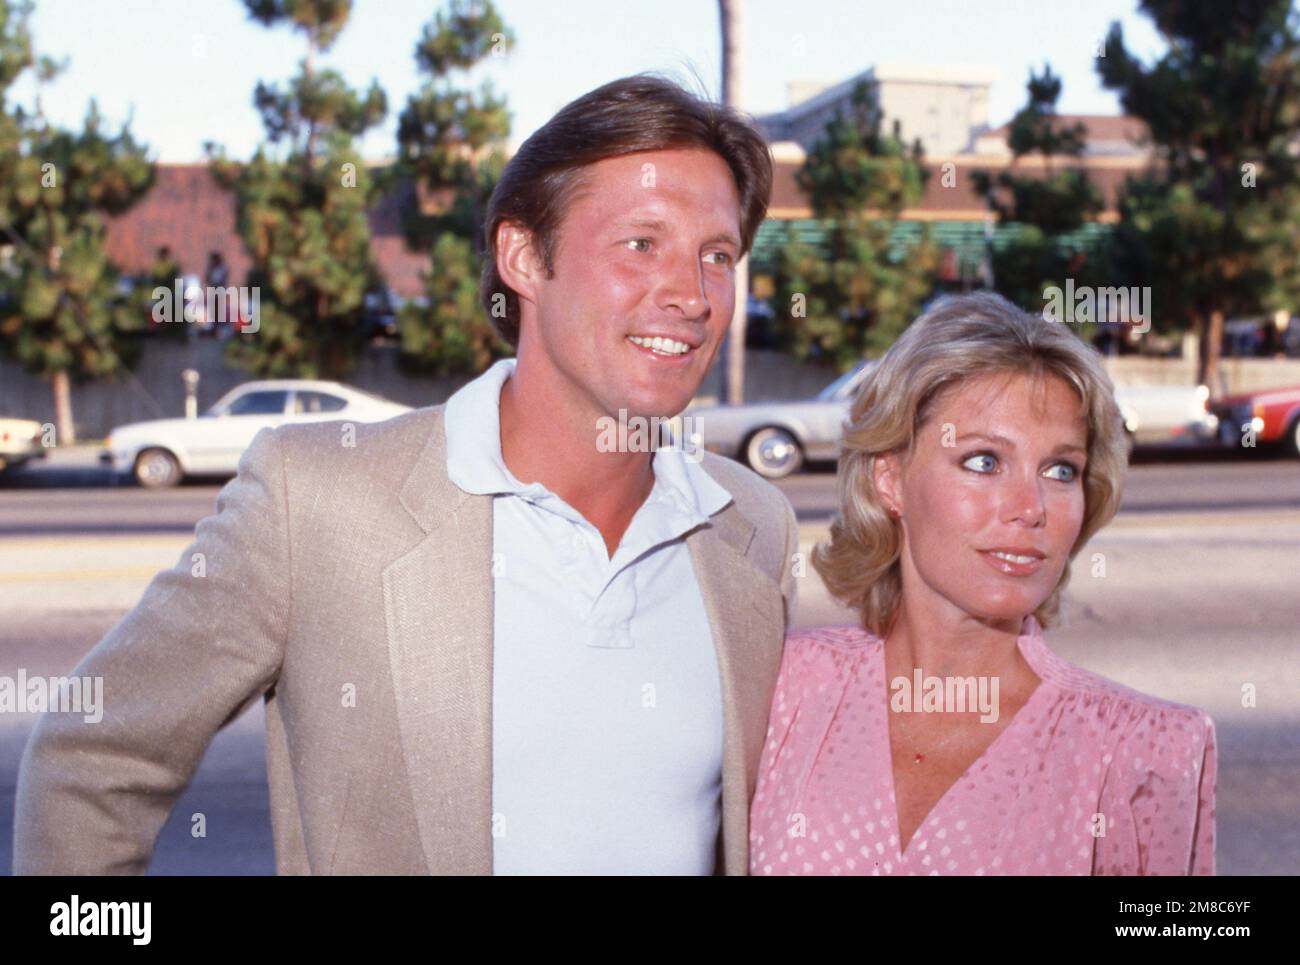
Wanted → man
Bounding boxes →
[14,73,798,875]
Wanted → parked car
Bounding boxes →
[686,362,1221,479]
[102,380,412,487]
[1112,382,1218,447]
[0,416,46,472]
[1207,383,1300,456]
[684,360,879,478]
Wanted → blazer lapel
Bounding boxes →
[379,407,783,876]
[382,408,494,874]
[688,505,786,875]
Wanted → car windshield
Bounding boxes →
[816,361,872,401]
[344,385,399,405]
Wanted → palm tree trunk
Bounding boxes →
[719,0,747,405]
[51,368,75,444]
[1198,308,1226,396]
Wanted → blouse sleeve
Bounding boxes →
[749,628,862,842]
[752,632,817,789]
[1097,705,1218,875]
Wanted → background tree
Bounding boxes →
[718,0,748,403]
[207,0,387,379]
[972,65,1106,313]
[771,79,939,370]
[0,0,154,444]
[390,0,514,376]
[1098,0,1300,389]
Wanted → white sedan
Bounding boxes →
[102,380,412,487]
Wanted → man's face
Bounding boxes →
[876,371,1090,626]
[517,146,742,423]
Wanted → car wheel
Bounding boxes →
[1287,415,1300,458]
[133,448,182,488]
[745,427,803,479]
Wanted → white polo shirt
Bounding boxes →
[443,358,733,875]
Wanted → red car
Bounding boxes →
[1209,384,1300,456]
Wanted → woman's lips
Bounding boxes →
[977,549,1046,577]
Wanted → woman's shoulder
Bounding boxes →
[780,626,873,650]
[776,624,879,684]
[1026,634,1216,749]
[784,623,881,657]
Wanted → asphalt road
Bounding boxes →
[2,442,1298,535]
[1,445,1297,875]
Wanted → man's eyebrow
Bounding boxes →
[623,218,740,248]
[961,431,1087,456]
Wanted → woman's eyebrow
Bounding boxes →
[961,431,1087,455]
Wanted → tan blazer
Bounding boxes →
[14,405,798,875]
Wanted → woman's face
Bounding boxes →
[874,370,1090,626]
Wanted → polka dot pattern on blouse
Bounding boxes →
[749,615,1217,876]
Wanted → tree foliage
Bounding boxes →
[772,79,940,370]
[0,0,153,441]
[391,0,515,376]
[1098,0,1300,382]
[207,0,386,379]
[972,65,1105,312]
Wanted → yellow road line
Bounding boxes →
[0,566,165,583]
[0,537,190,552]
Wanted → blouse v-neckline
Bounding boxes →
[875,619,1056,864]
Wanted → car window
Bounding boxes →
[295,391,349,414]
[227,390,289,416]
[817,361,874,401]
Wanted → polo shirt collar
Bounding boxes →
[443,357,733,521]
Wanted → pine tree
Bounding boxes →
[1098,0,1300,388]
[390,0,514,376]
[0,0,153,444]
[772,79,940,371]
[971,65,1106,313]
[207,0,387,379]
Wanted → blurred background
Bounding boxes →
[0,0,1296,874]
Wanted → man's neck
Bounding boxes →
[497,366,656,556]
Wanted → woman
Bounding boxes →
[750,292,1216,875]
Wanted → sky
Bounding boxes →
[11,0,1168,163]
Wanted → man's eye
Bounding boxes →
[625,238,652,253]
[961,453,997,473]
[1045,462,1082,482]
[706,251,734,266]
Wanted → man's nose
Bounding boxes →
[657,249,708,319]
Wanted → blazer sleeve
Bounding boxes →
[13,426,292,874]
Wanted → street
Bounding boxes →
[1,447,1297,874]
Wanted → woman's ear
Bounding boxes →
[872,452,903,517]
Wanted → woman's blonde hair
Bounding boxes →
[812,291,1129,636]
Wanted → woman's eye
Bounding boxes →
[1045,462,1081,482]
[961,453,997,473]
[626,238,652,253]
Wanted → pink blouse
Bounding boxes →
[749,615,1217,875]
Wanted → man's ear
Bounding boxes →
[495,221,547,307]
